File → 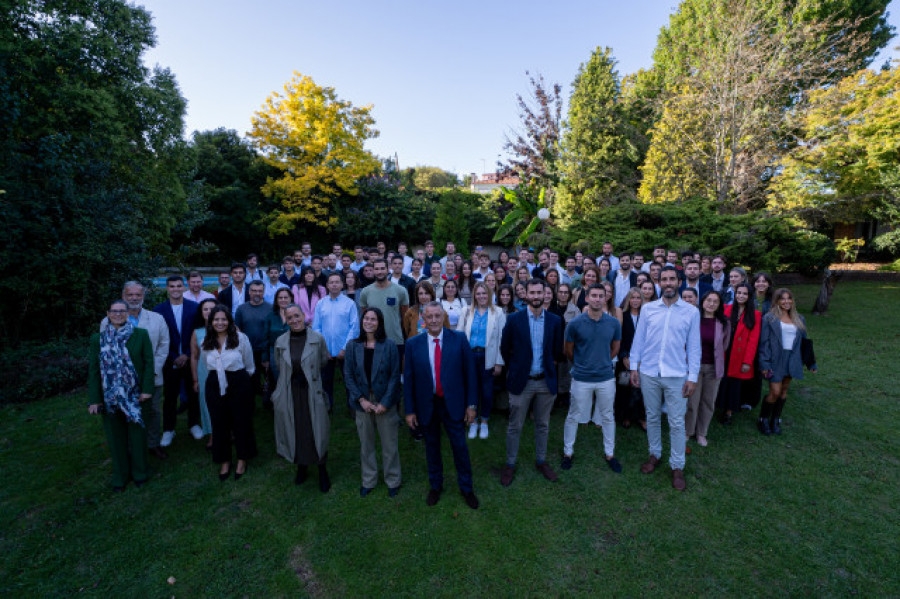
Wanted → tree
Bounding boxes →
[248,72,381,235]
[637,0,875,209]
[188,129,280,260]
[493,184,549,246]
[433,190,471,255]
[403,166,459,189]
[557,47,643,221]
[769,63,900,227]
[500,72,563,189]
[0,0,194,344]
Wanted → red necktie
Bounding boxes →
[433,338,443,397]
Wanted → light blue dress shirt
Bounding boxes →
[312,294,360,357]
[528,309,545,376]
[629,298,701,382]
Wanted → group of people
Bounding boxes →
[87,239,817,504]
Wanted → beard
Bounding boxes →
[125,300,143,310]
[662,286,678,298]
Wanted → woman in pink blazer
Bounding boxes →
[292,266,326,326]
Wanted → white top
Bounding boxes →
[171,303,183,335]
[441,298,466,327]
[780,322,798,350]
[231,285,246,316]
[185,290,215,303]
[629,298,701,382]
[202,332,255,395]
[426,330,444,394]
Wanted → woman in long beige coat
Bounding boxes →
[272,304,332,492]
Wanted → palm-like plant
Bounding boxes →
[493,184,550,245]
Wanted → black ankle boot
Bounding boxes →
[758,402,773,435]
[318,464,331,493]
[295,465,308,485]
[772,399,786,435]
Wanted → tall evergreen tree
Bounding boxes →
[557,47,642,221]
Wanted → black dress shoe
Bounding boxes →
[462,491,479,510]
[295,465,308,485]
[388,486,400,498]
[318,465,331,493]
[360,486,374,497]
[150,447,168,460]
[426,487,443,506]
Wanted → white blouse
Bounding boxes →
[201,332,255,395]
[441,298,466,327]
[780,322,798,350]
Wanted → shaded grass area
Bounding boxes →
[1,283,898,596]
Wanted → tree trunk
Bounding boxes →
[811,268,840,315]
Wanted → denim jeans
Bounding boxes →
[640,374,688,470]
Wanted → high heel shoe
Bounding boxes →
[234,461,247,480]
[219,464,231,481]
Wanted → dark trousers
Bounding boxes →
[423,395,474,493]
[472,351,494,419]
[614,361,645,423]
[723,377,750,412]
[322,357,338,410]
[206,370,257,463]
[101,403,150,487]
[250,349,266,402]
[163,360,198,432]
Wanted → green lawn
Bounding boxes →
[1,282,898,597]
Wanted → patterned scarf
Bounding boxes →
[99,322,143,426]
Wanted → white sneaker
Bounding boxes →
[160,430,175,447]
[190,425,204,440]
[468,423,478,439]
[479,421,489,439]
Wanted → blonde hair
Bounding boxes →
[620,287,642,312]
[769,288,805,331]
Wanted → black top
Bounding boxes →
[364,347,375,387]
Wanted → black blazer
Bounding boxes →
[619,311,639,361]
[217,284,249,314]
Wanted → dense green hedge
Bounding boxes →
[0,338,89,404]
[548,199,836,274]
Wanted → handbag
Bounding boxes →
[800,337,816,370]
[617,369,632,386]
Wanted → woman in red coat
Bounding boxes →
[720,282,761,424]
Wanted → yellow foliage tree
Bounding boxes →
[248,72,380,234]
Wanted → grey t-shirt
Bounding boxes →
[235,301,273,351]
[359,282,409,345]
[564,312,622,383]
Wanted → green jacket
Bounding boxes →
[88,327,156,405]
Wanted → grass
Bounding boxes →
[1,282,898,597]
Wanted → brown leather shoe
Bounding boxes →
[536,462,559,483]
[672,468,686,491]
[150,447,168,460]
[640,455,660,474]
[500,465,515,487]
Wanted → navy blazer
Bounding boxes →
[153,299,198,360]
[343,339,401,411]
[680,280,713,299]
[216,284,249,314]
[500,308,564,395]
[404,328,477,427]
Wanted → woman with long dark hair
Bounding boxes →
[190,297,218,448]
[458,260,476,304]
[440,278,466,327]
[343,269,361,303]
[293,266,326,325]
[758,288,817,435]
[572,265,601,311]
[752,272,774,316]
[201,305,257,481]
[87,299,156,491]
[496,284,517,314]
[686,291,730,447]
[272,304,332,490]
[344,307,402,497]
[616,288,646,431]
[402,280,448,339]
[720,282,760,425]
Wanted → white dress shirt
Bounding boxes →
[629,297,701,382]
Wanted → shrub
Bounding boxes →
[0,338,90,404]
[550,199,836,274]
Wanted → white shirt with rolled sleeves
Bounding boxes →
[628,297,701,383]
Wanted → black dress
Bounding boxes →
[290,330,322,465]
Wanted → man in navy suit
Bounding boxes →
[499,279,564,486]
[679,259,712,299]
[217,262,249,317]
[154,276,200,447]
[404,301,480,509]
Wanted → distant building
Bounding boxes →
[469,172,520,194]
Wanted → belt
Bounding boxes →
[528,373,545,380]
[471,347,486,353]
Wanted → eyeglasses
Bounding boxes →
[108,309,128,314]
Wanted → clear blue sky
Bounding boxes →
[139,0,899,178]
